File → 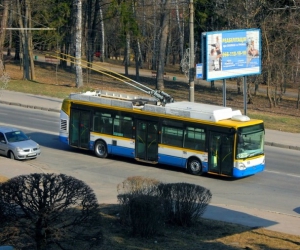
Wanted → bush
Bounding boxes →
[117,176,161,225]
[117,176,212,238]
[158,182,212,227]
[129,195,164,237]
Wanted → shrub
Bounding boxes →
[158,182,212,227]
[117,176,161,225]
[129,195,164,238]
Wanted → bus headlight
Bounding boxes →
[236,162,246,170]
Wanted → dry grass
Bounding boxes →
[0,175,8,183]
[97,204,300,250]
[1,59,300,248]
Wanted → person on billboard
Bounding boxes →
[210,48,222,71]
[210,36,222,71]
[211,36,222,70]
[248,40,259,57]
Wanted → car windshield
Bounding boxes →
[236,125,264,159]
[5,131,29,143]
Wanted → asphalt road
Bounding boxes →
[1,104,300,216]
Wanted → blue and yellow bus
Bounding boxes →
[59,90,265,178]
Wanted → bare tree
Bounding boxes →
[0,173,102,250]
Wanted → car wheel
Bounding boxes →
[187,157,202,175]
[8,151,15,160]
[94,140,108,158]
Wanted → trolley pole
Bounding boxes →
[189,0,195,102]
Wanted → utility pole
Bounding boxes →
[189,0,194,102]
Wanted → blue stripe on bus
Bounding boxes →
[59,135,68,144]
[201,162,208,172]
[233,163,265,177]
[111,146,135,158]
[158,154,185,168]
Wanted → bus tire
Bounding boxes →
[187,157,202,175]
[94,140,108,158]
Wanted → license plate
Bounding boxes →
[28,153,37,157]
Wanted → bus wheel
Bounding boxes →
[187,157,202,175]
[94,140,108,158]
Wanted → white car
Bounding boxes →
[0,126,41,160]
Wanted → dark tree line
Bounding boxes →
[0,0,300,108]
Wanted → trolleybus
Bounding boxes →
[59,90,265,178]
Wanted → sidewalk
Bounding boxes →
[0,90,300,236]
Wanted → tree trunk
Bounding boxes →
[16,0,26,79]
[156,0,171,91]
[151,2,157,70]
[99,7,105,62]
[7,6,13,57]
[262,24,273,108]
[124,32,130,76]
[75,0,83,88]
[27,0,35,81]
[237,77,242,95]
[0,0,9,61]
[175,0,184,69]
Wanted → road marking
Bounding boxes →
[265,169,300,178]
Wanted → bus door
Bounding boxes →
[69,109,90,149]
[135,120,158,162]
[208,132,233,176]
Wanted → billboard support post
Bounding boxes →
[243,76,247,115]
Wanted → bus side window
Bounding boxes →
[93,112,113,134]
[93,116,101,132]
[162,126,183,147]
[122,120,133,138]
[113,115,132,137]
[184,127,205,151]
[113,117,122,136]
[102,117,112,134]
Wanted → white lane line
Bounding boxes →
[265,169,300,178]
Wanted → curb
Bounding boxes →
[264,142,300,151]
[0,100,60,113]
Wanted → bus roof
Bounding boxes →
[67,90,252,123]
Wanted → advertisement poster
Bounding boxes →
[204,29,261,81]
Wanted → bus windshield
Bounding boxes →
[236,125,264,159]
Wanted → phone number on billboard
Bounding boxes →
[222,51,247,57]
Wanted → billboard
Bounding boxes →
[201,29,261,81]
